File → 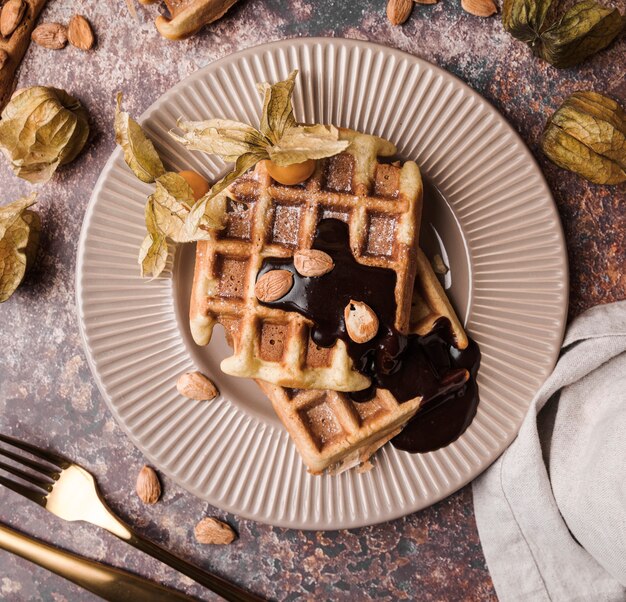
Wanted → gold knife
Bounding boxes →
[0,523,196,601]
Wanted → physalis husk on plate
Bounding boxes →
[171,70,349,236]
[114,96,226,277]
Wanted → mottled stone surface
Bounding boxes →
[0,0,624,600]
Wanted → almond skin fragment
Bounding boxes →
[176,371,218,401]
[32,23,68,49]
[344,300,379,343]
[136,465,161,504]
[293,249,334,277]
[194,518,237,545]
[67,15,94,50]
[0,49,8,70]
[255,269,293,302]
[1,0,26,38]
[461,0,497,17]
[387,0,413,25]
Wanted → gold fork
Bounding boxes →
[0,433,264,602]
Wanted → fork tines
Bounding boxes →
[0,433,68,506]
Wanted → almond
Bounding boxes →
[461,0,497,17]
[194,518,237,545]
[1,0,26,38]
[176,371,218,401]
[415,0,438,4]
[344,300,379,343]
[386,0,413,25]
[0,49,8,70]
[255,269,293,302]
[293,249,334,277]
[32,23,68,49]
[136,465,161,504]
[67,15,94,50]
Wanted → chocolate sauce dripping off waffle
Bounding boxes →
[258,219,481,453]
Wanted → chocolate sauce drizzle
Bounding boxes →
[258,219,481,453]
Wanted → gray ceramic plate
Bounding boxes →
[76,38,568,530]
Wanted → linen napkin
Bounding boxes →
[473,300,626,602]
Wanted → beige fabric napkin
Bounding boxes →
[473,300,626,601]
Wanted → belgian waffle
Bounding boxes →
[220,248,469,474]
[189,129,423,392]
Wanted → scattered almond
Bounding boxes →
[344,300,379,343]
[194,518,237,545]
[461,0,497,17]
[294,249,334,277]
[414,0,438,4]
[136,465,161,504]
[255,269,293,302]
[67,15,94,50]
[386,0,413,25]
[1,0,26,38]
[0,49,8,70]
[32,23,68,49]
[176,371,218,401]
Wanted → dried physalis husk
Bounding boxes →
[194,518,237,545]
[136,465,161,504]
[542,91,626,185]
[0,87,89,183]
[171,70,348,236]
[114,92,165,184]
[0,194,39,303]
[502,0,623,68]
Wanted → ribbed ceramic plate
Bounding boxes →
[76,38,568,530]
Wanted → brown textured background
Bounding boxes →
[0,0,624,600]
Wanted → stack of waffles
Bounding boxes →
[189,128,468,474]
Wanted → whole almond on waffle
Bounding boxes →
[294,249,334,277]
[255,270,293,302]
[344,300,379,343]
